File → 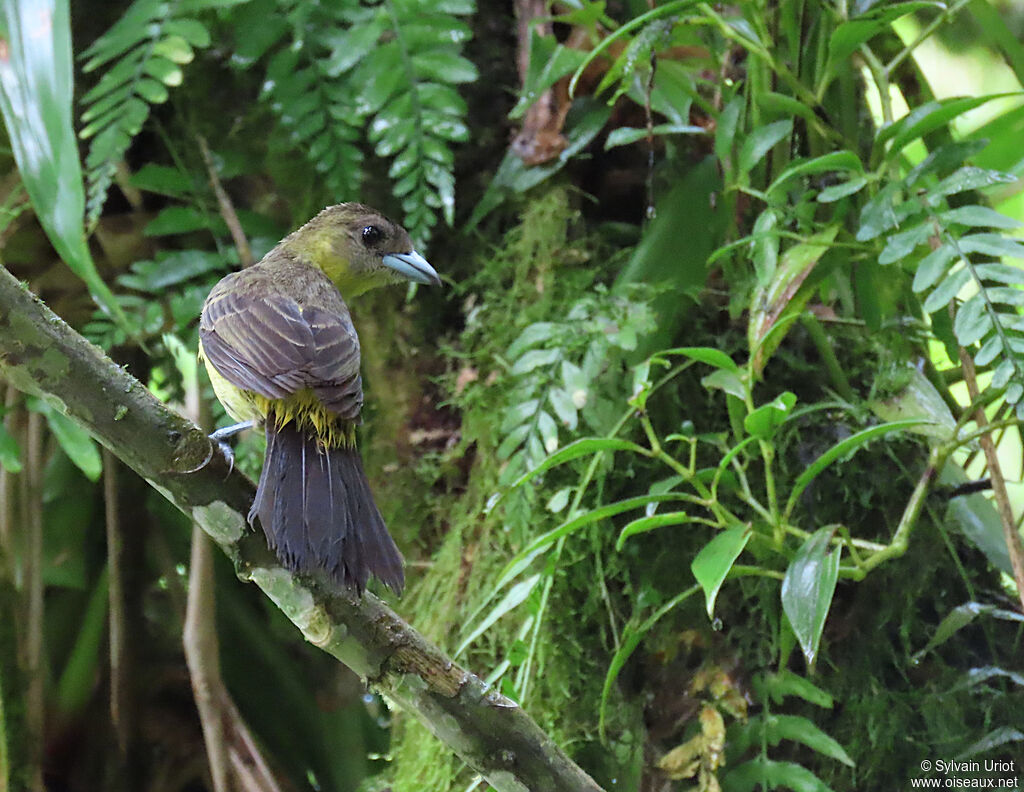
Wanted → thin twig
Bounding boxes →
[958,346,1024,611]
[103,449,130,756]
[197,134,253,268]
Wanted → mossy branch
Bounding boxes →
[0,265,605,792]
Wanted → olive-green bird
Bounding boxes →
[199,204,439,594]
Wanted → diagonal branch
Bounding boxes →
[0,265,605,792]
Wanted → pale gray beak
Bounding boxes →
[382,250,441,286]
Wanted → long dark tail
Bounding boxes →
[249,421,404,594]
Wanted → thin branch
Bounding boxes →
[958,346,1024,611]
[103,449,131,759]
[197,134,253,268]
[0,266,605,792]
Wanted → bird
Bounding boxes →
[198,203,440,594]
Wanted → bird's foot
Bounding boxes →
[208,420,256,475]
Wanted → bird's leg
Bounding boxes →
[209,420,257,474]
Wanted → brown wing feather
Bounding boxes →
[200,276,363,420]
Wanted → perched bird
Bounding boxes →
[198,204,439,594]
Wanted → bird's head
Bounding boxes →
[279,203,440,297]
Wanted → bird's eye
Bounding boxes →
[361,225,383,246]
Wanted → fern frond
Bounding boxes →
[79,0,213,229]
[360,0,476,245]
[863,145,1024,411]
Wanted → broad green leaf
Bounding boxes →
[144,206,210,236]
[0,0,125,324]
[868,366,957,440]
[738,119,793,175]
[725,756,834,792]
[36,403,102,481]
[877,95,1016,156]
[130,163,193,196]
[546,488,571,513]
[913,602,1024,661]
[715,96,743,169]
[787,420,933,513]
[759,714,855,766]
[755,670,834,708]
[751,208,779,283]
[616,512,690,551]
[827,2,942,69]
[454,574,541,658]
[510,28,588,120]
[691,525,751,618]
[781,528,841,666]
[702,368,747,399]
[656,346,740,373]
[749,226,838,373]
[744,392,797,439]
[0,422,22,473]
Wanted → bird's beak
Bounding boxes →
[381,250,441,286]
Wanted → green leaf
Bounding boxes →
[506,322,560,359]
[738,119,792,175]
[767,151,863,201]
[755,670,834,708]
[928,166,1017,199]
[411,51,478,84]
[939,205,1021,229]
[0,0,126,324]
[912,244,955,292]
[725,756,835,792]
[714,96,743,169]
[604,122,705,149]
[547,388,578,430]
[827,2,942,69]
[787,420,933,513]
[454,574,541,658]
[616,512,691,551]
[744,392,797,439]
[503,437,648,494]
[510,347,561,375]
[36,404,102,481]
[914,602,1024,661]
[0,422,22,473]
[498,494,693,585]
[760,714,855,766]
[130,163,192,196]
[144,206,210,236]
[691,525,751,618]
[781,528,841,667]
[656,346,740,373]
[877,95,1016,156]
[816,175,867,203]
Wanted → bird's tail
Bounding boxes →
[249,419,404,594]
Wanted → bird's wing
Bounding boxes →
[200,286,363,419]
